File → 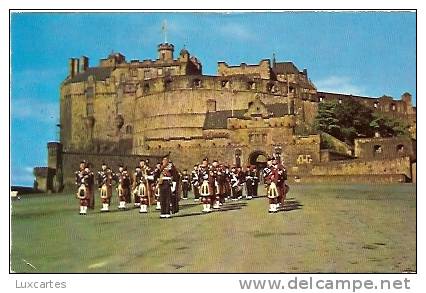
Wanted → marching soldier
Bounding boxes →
[199,158,212,212]
[275,160,289,209]
[97,162,113,212]
[181,169,191,200]
[153,162,162,210]
[170,160,180,214]
[158,156,178,218]
[230,165,240,201]
[252,165,259,198]
[245,165,253,199]
[245,165,259,199]
[263,157,276,212]
[224,165,232,201]
[147,160,158,207]
[216,163,227,205]
[191,164,200,201]
[85,163,95,210]
[236,165,245,200]
[210,160,221,209]
[268,164,280,213]
[75,161,90,215]
[132,166,142,208]
[116,165,132,210]
[140,159,154,213]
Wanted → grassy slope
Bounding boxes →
[11,184,416,273]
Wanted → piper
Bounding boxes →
[97,163,113,212]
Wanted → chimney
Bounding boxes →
[68,58,75,78]
[73,58,80,76]
[80,56,89,72]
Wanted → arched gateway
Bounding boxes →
[248,150,268,170]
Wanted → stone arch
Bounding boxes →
[248,150,268,170]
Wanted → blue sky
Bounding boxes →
[10,11,416,186]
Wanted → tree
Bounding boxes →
[369,113,410,137]
[333,99,374,142]
[314,99,410,144]
[313,101,341,138]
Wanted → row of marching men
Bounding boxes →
[74,154,289,217]
[189,155,289,213]
[189,157,260,213]
[75,157,180,218]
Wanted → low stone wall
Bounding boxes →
[320,150,353,162]
[289,174,407,184]
[310,156,412,180]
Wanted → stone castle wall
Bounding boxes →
[50,44,417,188]
[354,137,415,161]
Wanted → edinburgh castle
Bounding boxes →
[34,42,416,191]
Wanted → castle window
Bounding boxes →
[397,144,405,153]
[267,83,277,93]
[247,81,256,90]
[374,102,378,108]
[126,125,133,134]
[391,103,396,111]
[338,99,342,104]
[221,80,230,89]
[193,79,202,88]
[143,83,150,94]
[158,68,163,76]
[144,70,151,80]
[319,96,324,102]
[289,86,295,93]
[165,79,172,90]
[158,145,162,149]
[374,145,382,154]
[131,69,138,77]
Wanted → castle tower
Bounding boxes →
[47,142,63,192]
[158,43,174,61]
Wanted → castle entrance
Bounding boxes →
[248,150,268,170]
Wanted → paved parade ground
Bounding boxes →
[10,184,416,273]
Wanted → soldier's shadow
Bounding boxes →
[277,199,303,212]
[177,203,202,210]
[172,202,248,218]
